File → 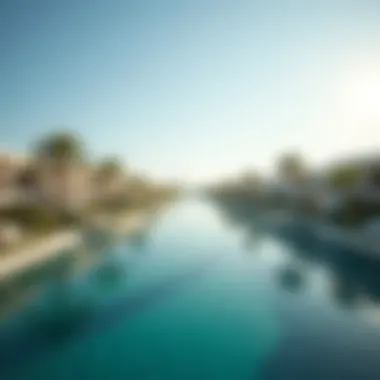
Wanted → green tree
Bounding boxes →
[276,152,307,184]
[31,130,87,213]
[331,197,380,226]
[369,161,380,186]
[95,157,124,185]
[328,164,362,190]
[32,130,85,166]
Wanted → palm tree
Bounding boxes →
[33,131,85,167]
[31,131,87,210]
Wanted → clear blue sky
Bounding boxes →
[1,1,380,183]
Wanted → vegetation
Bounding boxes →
[328,164,363,190]
[0,205,79,233]
[32,130,85,165]
[0,130,178,254]
[331,197,380,227]
[369,164,380,186]
[209,150,379,228]
[276,151,307,184]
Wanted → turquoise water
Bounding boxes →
[2,199,380,379]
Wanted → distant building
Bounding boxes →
[35,162,93,211]
[274,155,380,222]
[91,170,127,202]
[0,153,28,189]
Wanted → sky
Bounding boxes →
[1,0,380,184]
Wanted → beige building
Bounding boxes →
[91,169,127,201]
[35,162,94,211]
[0,150,128,211]
[0,153,28,189]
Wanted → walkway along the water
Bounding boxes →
[0,213,150,282]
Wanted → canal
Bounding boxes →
[1,199,380,379]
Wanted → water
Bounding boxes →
[1,199,380,379]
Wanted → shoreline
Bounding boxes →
[0,230,81,281]
[213,198,380,259]
[0,210,152,282]
[256,211,380,258]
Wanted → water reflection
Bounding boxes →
[215,201,380,313]
[332,277,362,308]
[2,199,380,379]
[243,227,263,252]
[30,285,93,344]
[277,264,306,293]
[0,220,154,318]
[25,224,155,334]
[0,253,77,316]
[128,229,150,250]
[26,256,93,341]
[94,259,126,290]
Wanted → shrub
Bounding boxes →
[0,205,78,232]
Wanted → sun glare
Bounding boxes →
[341,65,380,122]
